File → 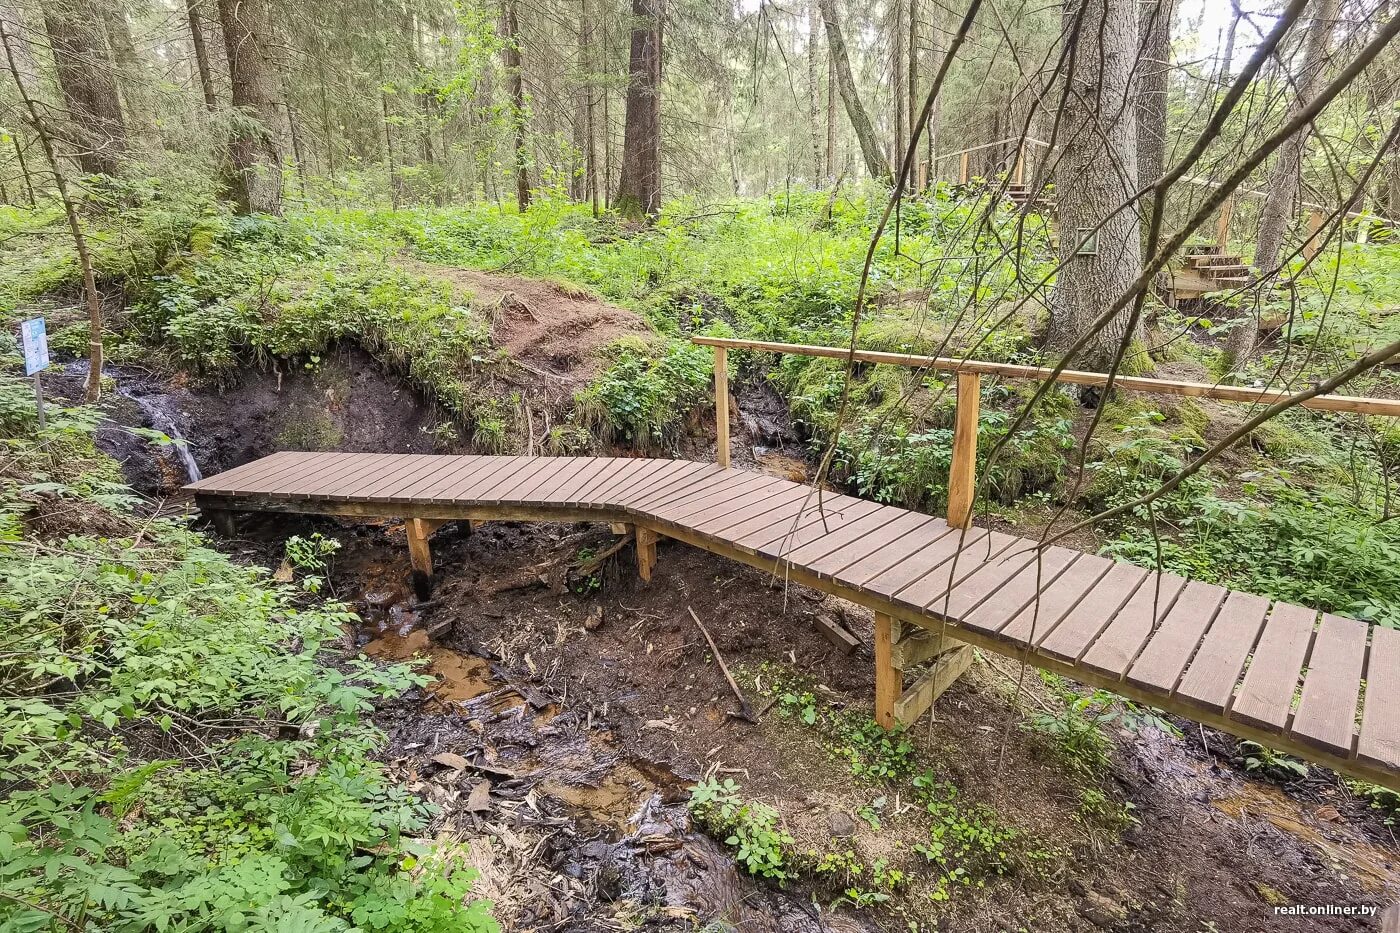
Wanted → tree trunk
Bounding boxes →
[826,38,837,182]
[891,0,907,172]
[572,0,589,202]
[1253,0,1339,276]
[909,0,920,184]
[1045,0,1145,373]
[615,0,662,220]
[187,0,218,112]
[1,13,104,400]
[583,0,600,214]
[503,0,531,212]
[100,5,153,140]
[42,0,126,175]
[217,0,283,214]
[1136,0,1172,194]
[808,0,823,186]
[818,0,888,182]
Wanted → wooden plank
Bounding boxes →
[519,456,596,503]
[833,524,980,595]
[611,459,709,509]
[321,454,412,501]
[558,457,619,506]
[990,552,1116,646]
[1038,563,1150,663]
[361,455,456,502]
[1175,591,1272,713]
[566,456,633,505]
[425,456,518,502]
[891,627,963,669]
[1078,573,1189,679]
[256,452,362,497]
[380,457,468,503]
[1290,613,1369,758]
[643,466,768,517]
[689,337,1400,418]
[1358,624,1400,770]
[236,451,344,495]
[799,512,947,577]
[1125,581,1227,694]
[761,502,908,563]
[659,473,792,527]
[334,453,430,501]
[186,450,297,494]
[945,372,979,529]
[493,458,576,503]
[934,545,1079,627]
[874,612,900,729]
[401,455,485,500]
[1229,603,1317,732]
[743,496,882,554]
[471,457,558,503]
[700,484,818,539]
[585,456,672,504]
[879,531,1020,606]
[894,644,974,725]
[645,465,775,514]
[811,614,860,654]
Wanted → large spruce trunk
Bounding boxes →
[615,0,662,220]
[217,0,283,215]
[1136,1,1172,195]
[42,0,126,175]
[1045,0,1144,373]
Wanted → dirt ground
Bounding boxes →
[216,508,1399,933]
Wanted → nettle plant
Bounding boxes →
[0,376,498,933]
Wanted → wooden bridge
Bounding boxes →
[188,449,1400,791]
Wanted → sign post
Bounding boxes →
[20,317,49,429]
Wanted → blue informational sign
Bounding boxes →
[21,318,48,376]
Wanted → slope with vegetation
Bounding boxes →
[0,364,498,931]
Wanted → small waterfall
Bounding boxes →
[132,396,203,483]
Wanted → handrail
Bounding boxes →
[695,336,1399,531]
[692,336,1400,417]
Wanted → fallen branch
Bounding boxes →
[687,606,755,723]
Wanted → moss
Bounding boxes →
[275,405,345,451]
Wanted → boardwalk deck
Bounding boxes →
[187,452,1400,791]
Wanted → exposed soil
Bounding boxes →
[214,509,1398,933]
[408,262,653,400]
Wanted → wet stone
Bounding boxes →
[828,810,856,839]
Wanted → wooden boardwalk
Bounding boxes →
[188,451,1400,791]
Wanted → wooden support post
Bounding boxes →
[946,371,980,530]
[874,612,900,730]
[713,346,731,469]
[959,151,969,185]
[1303,209,1324,261]
[636,524,658,583]
[1216,195,1234,251]
[405,517,435,600]
[1013,144,1025,186]
[207,508,237,538]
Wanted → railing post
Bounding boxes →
[1013,144,1025,186]
[713,346,730,469]
[959,151,969,185]
[1303,209,1324,261]
[1216,195,1234,251]
[946,371,980,530]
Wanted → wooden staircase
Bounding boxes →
[1183,244,1251,291]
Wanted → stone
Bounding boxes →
[1078,892,1128,929]
[827,810,856,839]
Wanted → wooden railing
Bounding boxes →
[693,336,1400,530]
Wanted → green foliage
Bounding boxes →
[688,778,794,881]
[911,774,1021,900]
[1236,742,1310,782]
[0,375,497,933]
[1348,782,1400,825]
[576,337,713,448]
[286,532,341,571]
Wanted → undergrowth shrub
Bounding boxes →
[0,374,497,932]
